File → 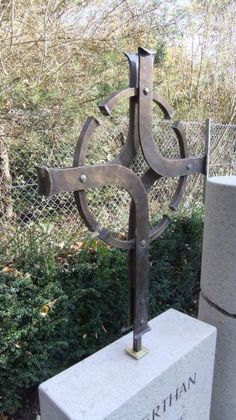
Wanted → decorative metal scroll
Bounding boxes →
[37,47,206,357]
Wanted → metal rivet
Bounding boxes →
[80,174,87,183]
[143,87,150,95]
[140,298,145,305]
[140,240,146,248]
[140,319,145,325]
[186,164,192,170]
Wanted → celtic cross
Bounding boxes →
[37,47,206,359]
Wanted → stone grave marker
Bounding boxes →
[39,310,216,420]
[199,176,236,420]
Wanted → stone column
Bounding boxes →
[199,176,236,420]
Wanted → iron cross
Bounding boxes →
[37,47,206,358]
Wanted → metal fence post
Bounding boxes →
[203,117,211,203]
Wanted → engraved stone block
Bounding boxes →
[39,309,216,420]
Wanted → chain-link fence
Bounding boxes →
[0,111,235,259]
[209,121,236,176]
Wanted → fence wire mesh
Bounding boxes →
[209,122,236,176]
[0,110,235,259]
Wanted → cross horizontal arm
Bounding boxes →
[36,164,148,226]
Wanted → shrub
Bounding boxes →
[0,211,203,415]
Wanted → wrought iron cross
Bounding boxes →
[37,48,206,358]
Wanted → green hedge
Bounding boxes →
[0,211,203,414]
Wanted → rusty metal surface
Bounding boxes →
[36,47,206,354]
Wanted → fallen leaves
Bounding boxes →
[1,265,30,280]
[39,299,58,317]
[15,341,27,349]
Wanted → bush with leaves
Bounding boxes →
[0,211,203,415]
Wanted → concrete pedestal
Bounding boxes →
[39,309,216,420]
[199,176,236,420]
[199,295,236,419]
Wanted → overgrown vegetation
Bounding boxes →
[0,211,203,415]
